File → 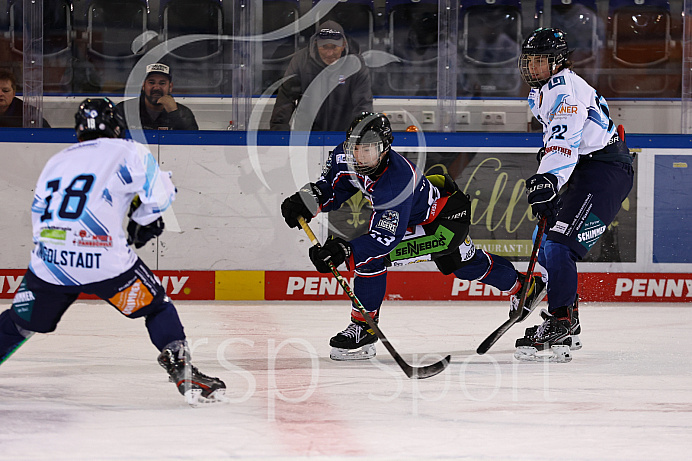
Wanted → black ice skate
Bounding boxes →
[329,317,378,361]
[158,340,228,405]
[514,300,580,363]
[509,272,547,322]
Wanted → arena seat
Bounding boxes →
[7,0,74,93]
[383,0,438,96]
[160,0,225,94]
[535,0,601,87]
[0,1,10,72]
[261,0,301,93]
[84,0,149,93]
[458,0,523,97]
[603,0,680,97]
[535,0,599,65]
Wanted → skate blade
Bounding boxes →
[330,343,376,361]
[514,345,572,363]
[185,388,229,406]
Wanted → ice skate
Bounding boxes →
[509,272,547,322]
[329,319,378,361]
[514,301,579,363]
[158,341,228,405]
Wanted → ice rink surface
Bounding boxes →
[1,300,691,461]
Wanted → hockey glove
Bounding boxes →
[536,147,546,164]
[309,237,351,273]
[526,173,562,228]
[127,217,165,249]
[281,183,323,228]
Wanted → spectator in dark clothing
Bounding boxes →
[0,70,51,128]
[270,20,373,132]
[116,63,198,131]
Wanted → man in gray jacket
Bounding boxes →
[270,21,373,132]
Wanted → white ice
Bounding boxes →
[1,300,691,461]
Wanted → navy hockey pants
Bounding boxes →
[0,258,185,364]
[539,159,634,309]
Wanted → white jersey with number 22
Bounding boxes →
[528,68,616,190]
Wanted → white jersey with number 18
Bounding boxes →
[29,137,176,286]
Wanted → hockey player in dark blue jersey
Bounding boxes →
[281,112,541,360]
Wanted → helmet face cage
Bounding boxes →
[345,112,393,175]
[518,28,570,89]
[75,97,126,140]
[345,138,385,175]
[519,53,560,89]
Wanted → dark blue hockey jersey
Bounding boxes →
[315,143,442,274]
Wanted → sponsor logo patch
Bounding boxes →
[73,229,113,248]
[551,221,569,234]
[40,227,67,242]
[109,279,154,316]
[577,212,606,250]
[555,103,578,116]
[545,145,572,157]
[376,210,399,234]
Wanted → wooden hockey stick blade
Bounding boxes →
[298,217,451,379]
[476,217,548,355]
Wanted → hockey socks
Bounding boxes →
[144,300,186,351]
[0,310,34,366]
[453,250,519,292]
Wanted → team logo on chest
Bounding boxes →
[376,210,399,234]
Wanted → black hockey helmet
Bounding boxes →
[75,97,126,141]
[519,28,572,89]
[345,112,393,175]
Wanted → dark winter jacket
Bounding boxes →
[270,35,373,132]
[0,97,51,128]
[116,94,198,131]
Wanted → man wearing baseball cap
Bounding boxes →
[116,63,198,131]
[270,20,373,132]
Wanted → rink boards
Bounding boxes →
[1,129,690,304]
[0,269,690,303]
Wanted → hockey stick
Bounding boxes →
[298,216,451,379]
[476,217,547,355]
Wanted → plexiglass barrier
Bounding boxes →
[0,0,687,132]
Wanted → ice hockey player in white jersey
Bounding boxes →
[0,97,226,404]
[515,28,634,362]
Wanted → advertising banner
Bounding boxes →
[0,270,215,300]
[2,270,690,303]
[265,271,692,303]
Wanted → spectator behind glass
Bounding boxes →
[0,70,51,128]
[270,20,373,132]
[116,63,198,131]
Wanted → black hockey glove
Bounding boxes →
[309,237,351,273]
[526,173,562,228]
[281,183,323,228]
[536,147,546,164]
[127,217,165,249]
